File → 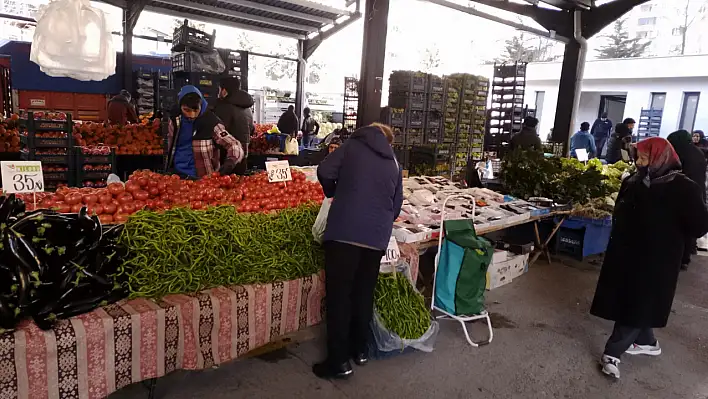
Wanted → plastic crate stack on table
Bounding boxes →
[19,111,74,190]
[171,19,220,101]
[73,146,117,189]
[134,69,155,117]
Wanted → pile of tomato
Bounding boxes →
[19,169,325,224]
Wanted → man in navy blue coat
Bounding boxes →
[591,112,613,158]
[314,123,403,379]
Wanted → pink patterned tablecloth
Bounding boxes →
[398,242,420,281]
[0,271,325,399]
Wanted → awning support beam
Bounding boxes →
[357,0,390,128]
[123,0,147,93]
[302,11,362,60]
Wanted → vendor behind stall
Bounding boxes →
[165,85,244,178]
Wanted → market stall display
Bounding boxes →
[0,195,125,331]
[73,121,163,155]
[374,271,430,340]
[20,112,74,190]
[0,117,20,153]
[135,70,155,117]
[75,145,116,189]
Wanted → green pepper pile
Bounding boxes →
[374,272,431,340]
[118,204,323,298]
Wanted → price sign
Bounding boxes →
[1,161,44,194]
[265,160,292,183]
[381,236,400,264]
[575,148,588,162]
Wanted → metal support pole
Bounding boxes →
[295,40,307,123]
[123,1,147,93]
[357,0,390,128]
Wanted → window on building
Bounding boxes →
[640,4,653,12]
[679,92,700,131]
[672,27,684,36]
[638,17,657,26]
[534,91,545,123]
[650,92,666,110]
[636,31,649,39]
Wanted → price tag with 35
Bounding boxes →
[1,161,44,194]
[381,236,400,264]
[265,160,293,183]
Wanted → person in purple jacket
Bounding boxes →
[313,123,403,380]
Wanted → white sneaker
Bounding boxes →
[625,341,661,356]
[601,355,620,379]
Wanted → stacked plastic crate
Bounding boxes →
[171,19,219,102]
[486,62,527,159]
[343,77,359,132]
[19,112,74,190]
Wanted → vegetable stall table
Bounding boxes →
[407,211,569,281]
[0,271,324,399]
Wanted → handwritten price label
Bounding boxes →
[1,161,44,194]
[265,160,293,183]
[381,236,400,264]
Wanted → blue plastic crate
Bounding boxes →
[555,216,612,259]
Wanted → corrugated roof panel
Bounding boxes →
[209,0,325,28]
[256,0,341,19]
[154,2,312,36]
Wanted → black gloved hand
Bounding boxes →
[218,159,236,176]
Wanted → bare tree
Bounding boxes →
[671,0,708,55]
[419,47,441,73]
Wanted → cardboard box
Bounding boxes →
[486,253,529,290]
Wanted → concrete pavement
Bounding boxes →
[110,255,708,399]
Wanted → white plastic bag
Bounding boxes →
[30,0,116,81]
[284,137,299,155]
[312,198,331,244]
[371,262,439,353]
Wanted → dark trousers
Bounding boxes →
[595,137,607,159]
[604,323,656,358]
[684,237,697,265]
[324,241,384,365]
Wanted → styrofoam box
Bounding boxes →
[486,253,529,290]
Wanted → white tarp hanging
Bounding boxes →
[30,0,116,81]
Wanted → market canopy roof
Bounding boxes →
[101,0,360,40]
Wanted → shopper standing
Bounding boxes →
[277,105,299,137]
[212,77,254,175]
[107,89,138,125]
[509,117,542,152]
[590,137,708,380]
[605,123,632,164]
[314,123,403,380]
[667,130,707,269]
[301,107,320,149]
[570,122,597,159]
[591,112,613,157]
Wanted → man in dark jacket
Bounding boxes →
[277,105,299,137]
[605,123,632,164]
[591,112,613,157]
[301,107,320,148]
[314,123,403,380]
[212,77,254,174]
[509,117,542,152]
[107,89,138,125]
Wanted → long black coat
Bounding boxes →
[590,173,708,328]
[673,141,707,201]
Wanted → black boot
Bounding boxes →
[351,351,368,366]
[312,361,353,379]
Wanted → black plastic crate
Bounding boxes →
[172,19,216,52]
[555,227,585,261]
[392,145,410,169]
[21,150,72,165]
[425,127,443,144]
[392,125,406,145]
[389,91,426,111]
[425,111,442,130]
[407,110,425,128]
[426,91,444,112]
[407,128,424,145]
[173,73,219,100]
[427,74,444,94]
[380,107,405,128]
[389,71,427,93]
[75,148,116,165]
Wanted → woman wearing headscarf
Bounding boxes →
[668,130,707,269]
[590,137,708,380]
[692,130,708,155]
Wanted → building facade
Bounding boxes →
[520,55,708,139]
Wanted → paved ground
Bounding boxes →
[110,254,708,399]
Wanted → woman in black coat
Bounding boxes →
[590,137,708,380]
[668,130,707,269]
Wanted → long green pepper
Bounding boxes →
[118,204,324,298]
[374,271,431,340]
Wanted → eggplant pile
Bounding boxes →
[0,194,127,331]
